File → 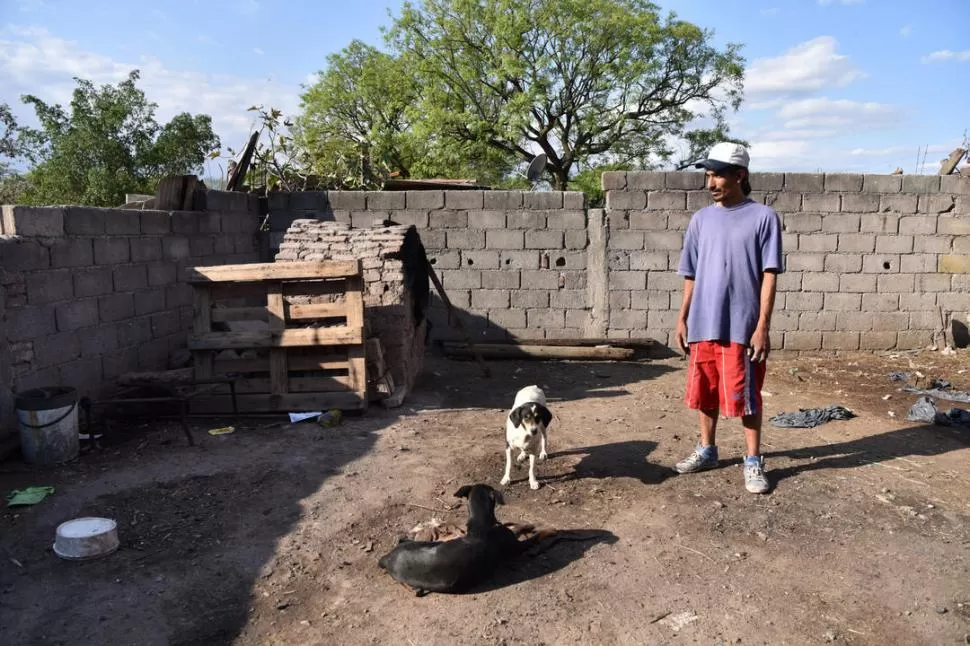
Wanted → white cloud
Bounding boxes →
[744,37,865,100]
[0,25,300,153]
[253,47,264,55]
[777,98,901,130]
[921,49,970,63]
[899,25,912,38]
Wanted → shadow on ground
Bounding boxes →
[553,440,675,486]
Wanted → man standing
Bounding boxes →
[672,142,784,494]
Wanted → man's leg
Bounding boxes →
[739,350,769,494]
[675,342,721,474]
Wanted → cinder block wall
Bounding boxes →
[0,191,261,440]
[265,172,969,351]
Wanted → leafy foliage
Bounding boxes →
[16,70,219,207]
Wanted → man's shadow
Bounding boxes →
[550,440,675,485]
[764,422,970,483]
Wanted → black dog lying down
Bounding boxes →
[378,483,551,596]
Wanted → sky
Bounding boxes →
[1,0,968,176]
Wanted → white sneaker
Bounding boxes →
[743,456,769,494]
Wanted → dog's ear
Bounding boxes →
[536,404,553,428]
[453,485,473,499]
[509,405,524,428]
[490,489,505,506]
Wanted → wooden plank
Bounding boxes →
[209,282,270,302]
[185,260,361,283]
[216,376,354,394]
[282,281,345,298]
[211,307,269,323]
[213,356,348,374]
[500,337,657,348]
[188,326,364,350]
[266,283,287,396]
[442,343,635,360]
[189,391,366,414]
[287,302,347,320]
[192,285,213,379]
[939,148,967,175]
[345,275,367,398]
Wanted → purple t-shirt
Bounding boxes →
[677,198,784,345]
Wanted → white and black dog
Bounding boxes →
[500,385,553,490]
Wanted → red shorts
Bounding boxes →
[684,341,766,417]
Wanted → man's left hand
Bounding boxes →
[748,326,770,363]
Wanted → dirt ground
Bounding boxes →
[1,349,969,646]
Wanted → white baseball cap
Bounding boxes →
[695,142,749,171]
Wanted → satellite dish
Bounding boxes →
[525,154,547,182]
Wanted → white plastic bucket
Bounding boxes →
[15,386,80,465]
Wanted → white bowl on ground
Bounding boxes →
[53,517,119,560]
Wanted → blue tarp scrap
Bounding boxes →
[769,404,857,429]
[907,396,970,429]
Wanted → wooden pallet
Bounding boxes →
[185,260,367,413]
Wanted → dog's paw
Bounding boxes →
[515,453,528,464]
[499,476,511,486]
[529,480,540,491]
[539,451,548,461]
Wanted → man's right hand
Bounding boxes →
[675,319,689,354]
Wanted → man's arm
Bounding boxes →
[749,271,778,362]
[675,277,695,354]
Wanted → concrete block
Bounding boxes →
[609,308,646,330]
[606,191,646,210]
[364,191,405,210]
[607,211,629,230]
[525,230,564,249]
[879,273,915,293]
[471,289,510,309]
[130,237,163,262]
[776,271,802,292]
[647,309,680,331]
[601,172,627,190]
[512,290,551,308]
[444,190,484,210]
[467,210,505,229]
[939,255,970,273]
[487,308,526,330]
[840,194,880,213]
[862,254,900,273]
[379,210,424,229]
[685,191,712,212]
[99,293,135,322]
[137,337,171,370]
[58,356,103,389]
[404,191,443,210]
[500,250,539,269]
[78,325,119,357]
[33,331,81,368]
[483,191,524,210]
[901,175,940,193]
[73,267,114,298]
[523,192,564,209]
[428,249,460,270]
[798,312,837,332]
[527,308,565,329]
[859,331,898,350]
[460,250,500,269]
[612,271,646,290]
[440,269,481,289]
[802,193,841,213]
[862,293,900,311]
[140,210,171,234]
[50,238,94,268]
[417,229,445,249]
[764,192,802,213]
[27,269,74,305]
[0,238,51,273]
[266,191,290,211]
[105,211,141,235]
[822,331,860,351]
[55,298,99,332]
[899,254,936,273]
[771,310,800,332]
[860,213,899,233]
[507,211,546,229]
[629,251,668,271]
[824,173,863,192]
[953,236,970,253]
[563,192,586,209]
[189,236,215,257]
[213,235,234,255]
[898,215,937,235]
[824,292,862,312]
[134,288,167,315]
[837,233,875,253]
[941,175,970,195]
[327,191,365,210]
[609,252,629,271]
[233,233,256,255]
[561,271,586,289]
[288,192,329,211]
[878,195,918,215]
[609,230,644,251]
[116,318,152,347]
[547,251,586,270]
[910,310,942,329]
[610,291,630,310]
[629,211,668,230]
[917,274,950,292]
[547,210,586,230]
[94,237,130,264]
[647,191,687,211]
[565,230,588,250]
[626,172,665,190]
[937,216,970,235]
[197,212,221,233]
[839,274,877,293]
[785,292,823,311]
[171,211,200,235]
[162,237,190,261]
[862,175,902,193]
[875,235,914,253]
[784,173,823,192]
[917,194,956,214]
[2,206,65,237]
[666,172,704,190]
[871,312,910,332]
[798,234,837,252]
[485,230,524,250]
[520,270,558,289]
[482,270,520,289]
[64,207,107,235]
[785,214,822,232]
[150,311,180,338]
[647,271,686,292]
[643,232,683,250]
[752,172,785,191]
[563,310,590,330]
[445,229,486,252]
[630,290,670,311]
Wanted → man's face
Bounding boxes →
[706,168,744,202]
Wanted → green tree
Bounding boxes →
[389,0,744,189]
[17,70,219,207]
[0,102,30,203]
